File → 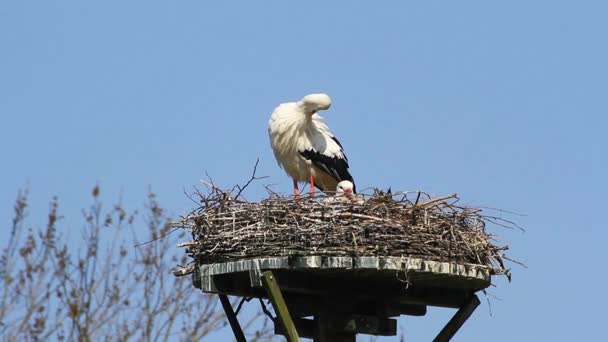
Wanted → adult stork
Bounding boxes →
[268,93,355,197]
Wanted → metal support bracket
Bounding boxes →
[218,294,247,342]
[261,271,300,342]
[433,294,481,342]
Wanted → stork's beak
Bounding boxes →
[344,189,353,195]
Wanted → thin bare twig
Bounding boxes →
[234,158,268,200]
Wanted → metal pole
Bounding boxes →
[261,271,300,342]
[434,294,480,342]
[218,294,247,342]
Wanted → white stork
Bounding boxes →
[337,180,365,204]
[268,93,355,197]
[324,180,364,204]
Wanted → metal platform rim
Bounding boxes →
[197,255,491,283]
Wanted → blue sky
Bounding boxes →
[1,1,606,340]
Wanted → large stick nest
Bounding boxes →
[172,178,517,280]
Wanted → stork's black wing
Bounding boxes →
[299,149,356,192]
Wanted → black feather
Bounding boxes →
[330,137,348,162]
[299,149,356,192]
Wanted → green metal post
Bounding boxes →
[261,271,300,342]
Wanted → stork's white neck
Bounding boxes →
[296,101,316,117]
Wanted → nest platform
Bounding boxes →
[173,188,514,341]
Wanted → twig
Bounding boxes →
[134,227,180,248]
[234,158,268,200]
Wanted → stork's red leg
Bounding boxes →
[309,176,315,195]
[293,179,301,198]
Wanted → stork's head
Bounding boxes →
[336,180,354,197]
[299,93,332,115]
